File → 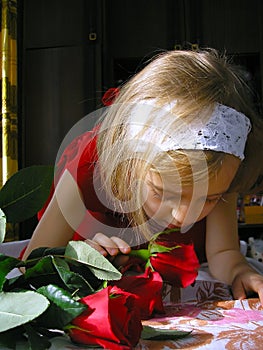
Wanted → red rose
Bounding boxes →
[112,267,165,319]
[150,240,200,288]
[102,87,120,106]
[119,255,146,275]
[67,286,142,350]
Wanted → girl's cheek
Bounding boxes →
[143,197,166,218]
[143,202,159,217]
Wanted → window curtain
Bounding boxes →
[0,0,18,241]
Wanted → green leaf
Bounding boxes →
[0,208,6,243]
[0,291,49,332]
[21,256,68,291]
[65,241,122,281]
[0,165,54,223]
[150,228,180,242]
[23,255,97,295]
[141,325,191,340]
[52,257,96,296]
[36,284,87,328]
[24,256,56,279]
[26,246,66,261]
[149,242,179,255]
[0,254,21,291]
[129,248,150,261]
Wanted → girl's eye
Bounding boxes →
[151,188,180,202]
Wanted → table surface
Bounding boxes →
[139,298,263,349]
[2,240,263,349]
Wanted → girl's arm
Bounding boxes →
[22,170,86,260]
[206,192,247,284]
[22,169,130,262]
[206,192,263,303]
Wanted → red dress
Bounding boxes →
[38,127,207,263]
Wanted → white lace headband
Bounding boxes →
[125,102,251,160]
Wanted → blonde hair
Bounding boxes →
[96,49,262,240]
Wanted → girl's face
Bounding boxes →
[143,154,240,230]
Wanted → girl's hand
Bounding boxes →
[231,269,263,305]
[85,232,131,267]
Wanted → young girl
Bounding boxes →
[22,49,263,303]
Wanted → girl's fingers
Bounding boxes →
[257,288,263,306]
[84,238,108,256]
[110,236,131,254]
[92,233,118,255]
[231,277,247,301]
[91,233,130,256]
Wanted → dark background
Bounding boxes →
[19,0,262,167]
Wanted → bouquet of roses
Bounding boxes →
[0,229,199,350]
